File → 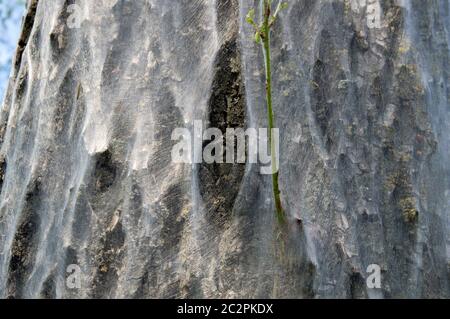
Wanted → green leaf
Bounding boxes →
[269,1,288,28]
[246,8,255,26]
[254,31,261,44]
[274,1,288,17]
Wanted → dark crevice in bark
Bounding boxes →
[12,0,40,79]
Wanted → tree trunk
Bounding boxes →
[0,0,449,298]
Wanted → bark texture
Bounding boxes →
[0,0,449,298]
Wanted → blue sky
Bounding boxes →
[0,1,26,102]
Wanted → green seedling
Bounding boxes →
[247,0,288,224]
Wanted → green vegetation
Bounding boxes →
[246,0,287,224]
